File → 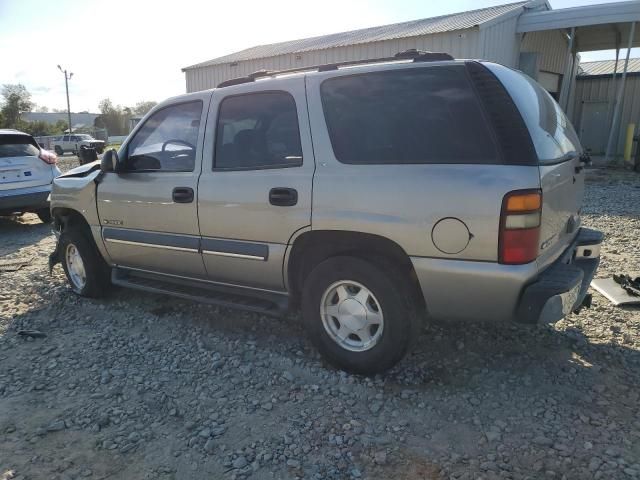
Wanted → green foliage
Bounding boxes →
[1,84,34,128]
[133,100,157,116]
[97,97,131,136]
[18,119,67,137]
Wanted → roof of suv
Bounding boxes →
[214,51,463,89]
[0,129,31,137]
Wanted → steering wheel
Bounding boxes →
[161,139,195,151]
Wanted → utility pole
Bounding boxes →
[57,65,73,134]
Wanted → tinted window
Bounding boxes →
[0,135,40,158]
[320,66,499,165]
[63,136,69,141]
[127,101,202,172]
[487,64,581,164]
[215,92,302,170]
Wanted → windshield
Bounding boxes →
[0,134,40,158]
[77,134,93,140]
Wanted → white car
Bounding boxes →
[52,134,105,156]
[0,129,61,223]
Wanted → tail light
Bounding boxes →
[499,190,542,264]
[39,149,57,165]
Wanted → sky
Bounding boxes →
[0,0,637,113]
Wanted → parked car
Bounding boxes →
[48,52,602,374]
[52,134,105,156]
[0,129,60,223]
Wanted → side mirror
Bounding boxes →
[101,149,119,173]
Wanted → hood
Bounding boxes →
[57,160,101,179]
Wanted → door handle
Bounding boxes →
[172,187,194,203]
[269,187,298,206]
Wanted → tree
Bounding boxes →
[0,84,34,128]
[22,120,54,137]
[133,100,157,116]
[97,98,127,135]
[36,105,49,113]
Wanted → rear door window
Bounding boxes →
[320,66,499,165]
[214,91,303,170]
[0,135,40,158]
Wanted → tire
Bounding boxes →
[54,146,63,156]
[302,256,420,375]
[36,208,52,224]
[59,227,111,297]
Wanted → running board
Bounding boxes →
[111,268,288,317]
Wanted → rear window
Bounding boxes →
[320,66,499,165]
[486,64,581,164]
[0,134,40,158]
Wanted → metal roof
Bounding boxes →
[183,1,529,71]
[579,58,640,76]
[517,1,640,52]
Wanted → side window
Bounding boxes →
[320,66,499,165]
[126,101,202,172]
[62,136,69,142]
[214,92,302,170]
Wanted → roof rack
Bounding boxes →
[216,50,454,88]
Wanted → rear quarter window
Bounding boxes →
[320,66,499,165]
[485,63,582,165]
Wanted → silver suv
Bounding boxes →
[1,129,60,223]
[49,52,603,374]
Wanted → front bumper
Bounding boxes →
[516,227,603,324]
[0,184,51,215]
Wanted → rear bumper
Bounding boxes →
[0,184,51,214]
[516,227,603,324]
[410,227,603,323]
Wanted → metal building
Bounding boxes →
[183,1,570,94]
[183,0,640,157]
[573,59,640,156]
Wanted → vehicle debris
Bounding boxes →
[591,274,640,306]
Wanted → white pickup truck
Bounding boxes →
[52,134,105,156]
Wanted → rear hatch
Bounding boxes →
[0,133,55,191]
[485,63,585,269]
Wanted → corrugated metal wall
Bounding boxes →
[572,75,640,155]
[521,30,568,74]
[185,28,485,92]
[185,25,571,93]
[478,14,520,67]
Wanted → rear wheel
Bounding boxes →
[59,227,111,297]
[54,146,63,156]
[36,208,52,224]
[302,256,419,375]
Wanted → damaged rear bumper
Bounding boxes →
[516,227,603,324]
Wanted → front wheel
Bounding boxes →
[302,256,420,375]
[59,227,111,297]
[54,146,63,156]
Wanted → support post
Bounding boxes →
[64,74,72,135]
[559,27,576,111]
[605,21,636,163]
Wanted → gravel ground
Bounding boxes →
[0,164,639,480]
